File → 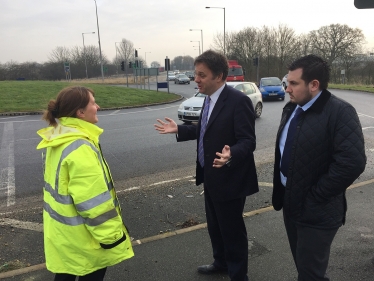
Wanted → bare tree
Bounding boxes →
[117,38,135,73]
[48,46,71,63]
[309,24,365,65]
[274,24,299,77]
[150,61,161,68]
[229,27,262,81]
[260,26,277,77]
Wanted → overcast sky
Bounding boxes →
[1,0,373,65]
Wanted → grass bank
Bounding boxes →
[0,80,178,113]
[329,83,374,93]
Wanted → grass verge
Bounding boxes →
[329,83,374,93]
[0,80,178,113]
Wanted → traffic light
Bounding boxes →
[354,0,374,8]
[129,62,132,68]
[120,61,125,71]
[253,57,258,66]
[135,49,138,57]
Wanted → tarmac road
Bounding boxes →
[0,86,373,280]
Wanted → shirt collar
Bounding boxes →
[209,83,225,104]
[300,90,322,111]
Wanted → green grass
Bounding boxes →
[0,81,179,113]
[329,83,374,93]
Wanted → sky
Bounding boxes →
[1,0,374,65]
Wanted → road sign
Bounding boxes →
[64,62,70,72]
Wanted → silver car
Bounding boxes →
[175,74,190,84]
[178,92,206,123]
[167,72,176,81]
[226,82,263,118]
[282,74,288,90]
[177,82,263,124]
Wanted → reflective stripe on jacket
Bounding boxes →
[37,117,134,275]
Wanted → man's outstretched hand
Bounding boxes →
[154,117,178,134]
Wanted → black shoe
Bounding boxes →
[197,264,228,274]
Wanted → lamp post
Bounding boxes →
[94,0,104,81]
[205,6,225,55]
[145,51,151,67]
[190,41,200,55]
[189,29,203,53]
[115,41,121,75]
[82,32,95,79]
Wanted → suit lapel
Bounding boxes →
[205,85,228,132]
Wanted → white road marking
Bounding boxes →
[0,218,43,232]
[0,122,15,207]
[362,127,374,130]
[109,110,120,115]
[358,113,374,119]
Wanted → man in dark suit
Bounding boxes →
[155,50,258,281]
[272,55,366,280]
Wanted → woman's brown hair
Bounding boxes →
[42,86,94,127]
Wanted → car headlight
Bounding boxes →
[178,104,184,110]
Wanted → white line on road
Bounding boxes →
[0,218,43,232]
[109,110,120,115]
[0,122,15,207]
[362,127,374,130]
[358,113,374,119]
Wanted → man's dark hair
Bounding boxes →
[288,54,330,90]
[194,49,228,81]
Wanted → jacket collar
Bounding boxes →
[283,88,331,114]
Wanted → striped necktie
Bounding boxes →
[198,97,211,167]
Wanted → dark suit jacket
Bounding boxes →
[177,84,259,202]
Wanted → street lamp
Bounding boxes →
[94,0,104,81]
[205,7,225,55]
[145,51,151,67]
[189,29,203,53]
[190,41,200,55]
[82,32,95,79]
[115,41,121,75]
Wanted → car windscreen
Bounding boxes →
[179,75,188,78]
[261,78,281,86]
[227,67,243,76]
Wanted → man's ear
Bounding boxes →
[76,109,85,119]
[309,79,320,92]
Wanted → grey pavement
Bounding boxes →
[1,182,373,281]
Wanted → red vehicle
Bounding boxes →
[227,60,245,82]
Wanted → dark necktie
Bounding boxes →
[280,107,303,177]
[198,97,210,167]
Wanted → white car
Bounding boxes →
[177,82,263,124]
[282,74,288,90]
[167,72,176,81]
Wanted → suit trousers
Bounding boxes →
[54,267,107,281]
[283,212,339,281]
[204,187,248,281]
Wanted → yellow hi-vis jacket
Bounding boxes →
[36,117,134,275]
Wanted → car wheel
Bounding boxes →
[281,97,285,101]
[184,121,192,125]
[188,82,190,84]
[254,103,262,118]
[174,80,176,84]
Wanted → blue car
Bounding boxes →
[259,77,285,101]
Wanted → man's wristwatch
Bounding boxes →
[225,156,232,167]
